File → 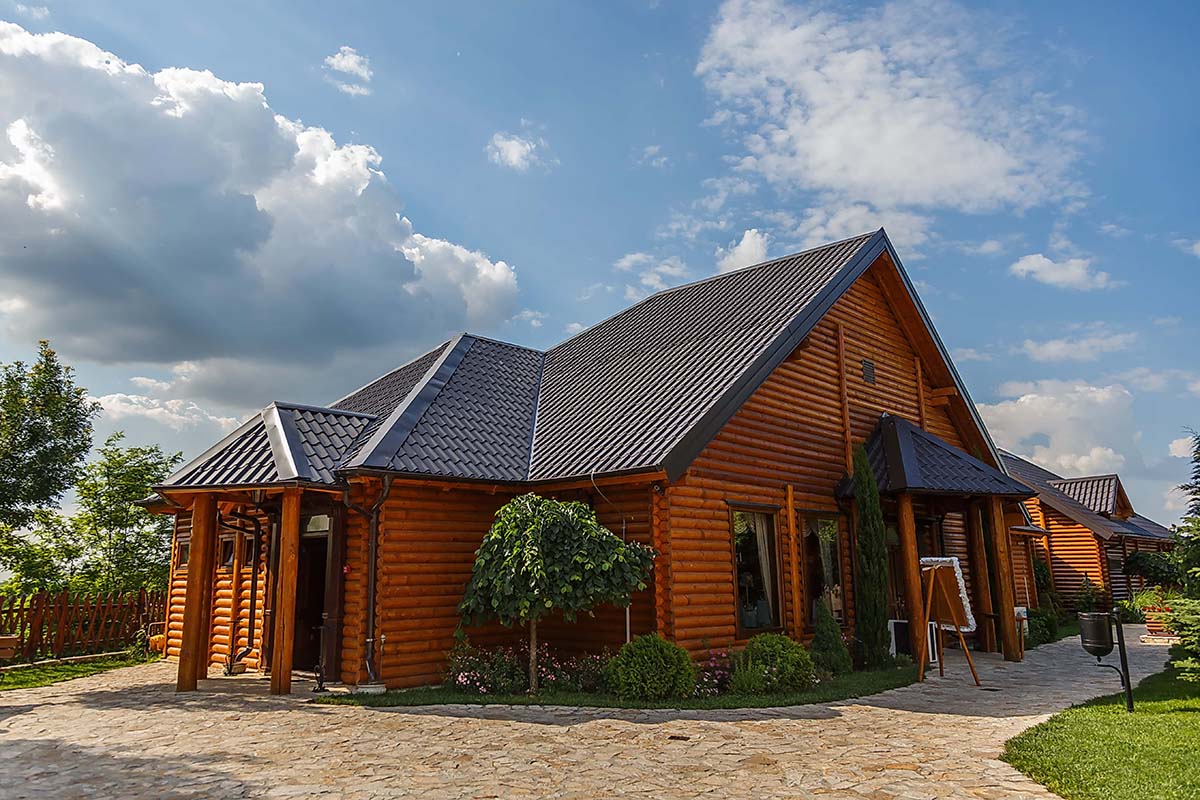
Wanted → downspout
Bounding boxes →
[342,474,394,685]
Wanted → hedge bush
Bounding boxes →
[605,634,696,700]
[741,632,816,693]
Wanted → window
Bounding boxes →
[804,517,844,624]
[732,509,780,632]
[305,514,332,534]
[218,536,236,570]
[176,541,190,569]
[243,534,258,566]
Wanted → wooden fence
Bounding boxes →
[0,589,167,663]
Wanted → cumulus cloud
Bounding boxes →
[1021,329,1137,362]
[614,252,689,300]
[951,347,991,362]
[715,228,769,273]
[1008,253,1114,290]
[1172,238,1200,258]
[0,23,519,409]
[637,144,669,168]
[323,45,372,95]
[513,309,547,328]
[696,0,1085,243]
[486,126,555,172]
[979,379,1136,475]
[1169,436,1194,459]
[93,392,241,432]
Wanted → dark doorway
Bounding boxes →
[293,536,328,672]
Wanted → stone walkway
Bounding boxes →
[0,629,1167,799]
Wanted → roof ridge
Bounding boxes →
[329,337,454,408]
[460,331,546,354]
[340,333,475,470]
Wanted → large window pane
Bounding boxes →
[804,517,844,624]
[733,510,780,631]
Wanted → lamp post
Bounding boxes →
[1078,610,1134,712]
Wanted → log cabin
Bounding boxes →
[151,229,1040,694]
[1001,451,1174,607]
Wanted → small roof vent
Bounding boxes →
[861,359,877,385]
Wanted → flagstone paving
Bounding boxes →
[0,628,1167,799]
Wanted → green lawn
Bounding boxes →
[1003,667,1200,800]
[317,663,918,710]
[0,654,157,691]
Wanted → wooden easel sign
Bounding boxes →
[918,556,980,686]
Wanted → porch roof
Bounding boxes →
[852,414,1034,498]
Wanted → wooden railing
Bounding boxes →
[0,589,167,663]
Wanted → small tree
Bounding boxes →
[0,341,98,532]
[853,445,891,668]
[458,493,654,692]
[0,432,182,594]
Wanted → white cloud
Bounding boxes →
[1008,253,1114,290]
[1154,316,1182,328]
[715,228,769,273]
[1190,379,1200,398]
[323,45,372,96]
[614,253,689,301]
[1169,436,1194,459]
[92,392,241,432]
[1098,222,1130,238]
[514,309,547,328]
[979,379,1136,475]
[0,23,518,408]
[13,4,49,20]
[1164,487,1188,514]
[965,239,1004,255]
[1172,238,1200,258]
[486,130,554,172]
[324,46,372,81]
[1021,329,1136,362]
[776,203,929,252]
[951,347,991,362]
[564,322,585,336]
[637,144,669,168]
[696,0,1085,226]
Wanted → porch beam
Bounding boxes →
[177,492,217,692]
[988,496,1021,661]
[966,502,997,652]
[270,487,302,694]
[896,493,926,668]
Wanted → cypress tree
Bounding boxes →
[853,445,892,668]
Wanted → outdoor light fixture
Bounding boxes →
[1078,610,1134,712]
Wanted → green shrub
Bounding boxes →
[446,638,527,694]
[809,600,853,676]
[1025,616,1052,648]
[1124,551,1182,588]
[1075,577,1102,612]
[1165,599,1200,683]
[605,634,696,700]
[1028,606,1059,639]
[1032,557,1053,596]
[1115,599,1145,623]
[742,633,816,693]
[729,654,768,694]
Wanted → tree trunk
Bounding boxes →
[529,618,539,693]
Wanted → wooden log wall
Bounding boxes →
[165,505,270,672]
[667,266,981,655]
[1039,506,1106,606]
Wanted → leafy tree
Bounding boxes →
[0,341,98,532]
[0,432,182,594]
[853,445,891,668]
[458,493,654,692]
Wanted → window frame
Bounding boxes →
[217,535,236,572]
[175,539,190,571]
[801,512,846,628]
[728,504,786,640]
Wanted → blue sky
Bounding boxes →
[0,0,1196,523]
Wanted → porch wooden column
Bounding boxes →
[988,496,1021,661]
[786,485,803,640]
[177,493,217,692]
[896,493,926,667]
[270,488,302,694]
[966,502,997,652]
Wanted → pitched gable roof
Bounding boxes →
[858,415,1032,497]
[999,451,1170,541]
[160,229,1013,491]
[1048,474,1131,517]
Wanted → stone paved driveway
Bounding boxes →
[0,629,1166,799]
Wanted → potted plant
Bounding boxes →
[1137,587,1176,636]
